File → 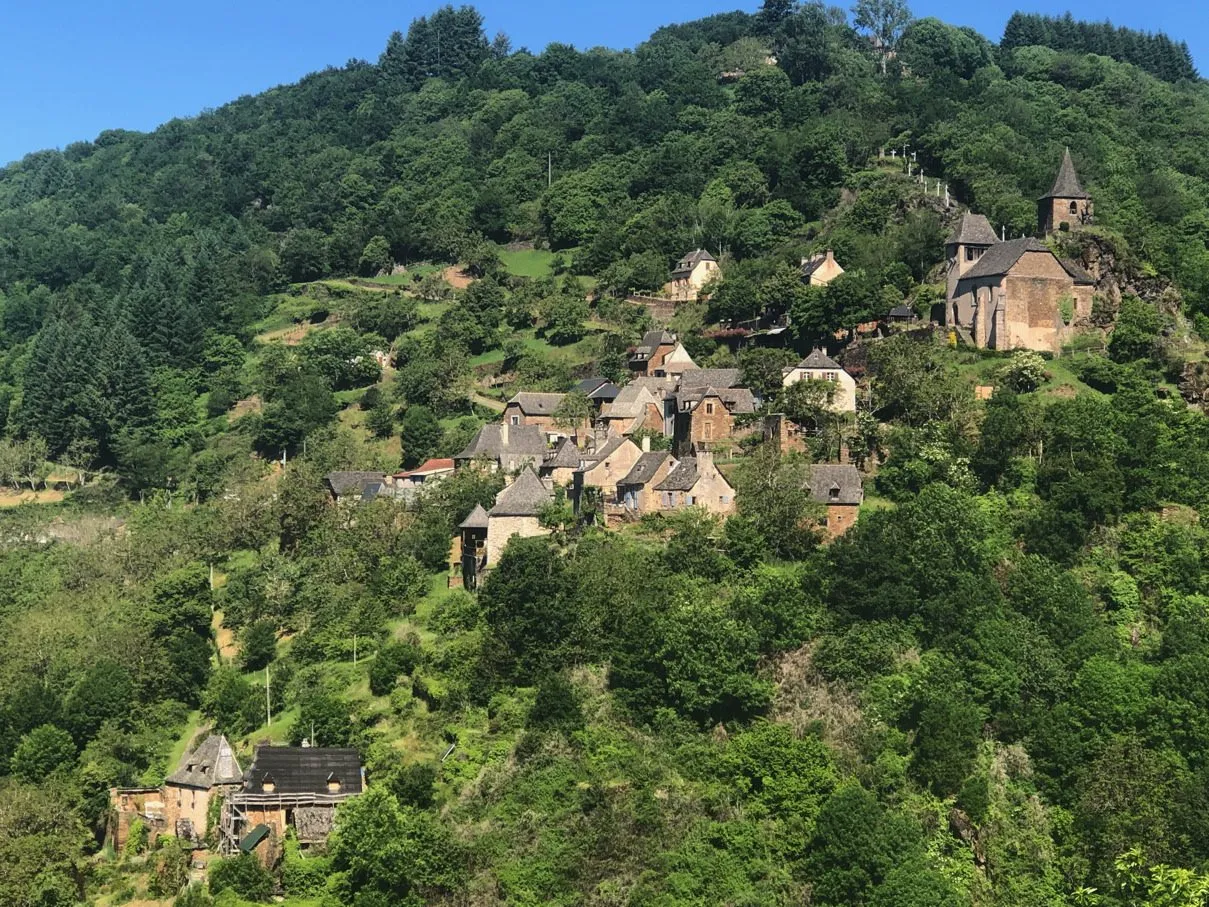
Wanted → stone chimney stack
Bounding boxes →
[696,448,713,468]
[500,422,509,447]
[642,435,651,453]
[825,249,835,264]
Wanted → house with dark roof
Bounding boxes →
[665,249,720,301]
[503,392,569,433]
[600,383,667,436]
[457,504,490,590]
[944,150,1096,352]
[541,437,584,487]
[616,448,677,515]
[653,450,736,516]
[572,377,621,412]
[220,746,365,860]
[781,349,858,412]
[673,384,757,453]
[325,471,388,504]
[807,464,864,540]
[485,467,554,566]
[629,330,694,376]
[801,249,845,287]
[454,422,548,472]
[110,734,244,851]
[571,433,643,514]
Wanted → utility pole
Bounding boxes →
[265,667,271,729]
[548,151,552,188]
[353,634,358,665]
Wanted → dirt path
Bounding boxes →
[442,265,474,290]
[213,610,238,663]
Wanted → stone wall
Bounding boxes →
[486,515,546,566]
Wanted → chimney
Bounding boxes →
[642,435,651,453]
[696,448,713,468]
[825,249,834,263]
[500,422,509,447]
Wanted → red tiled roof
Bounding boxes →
[394,458,455,478]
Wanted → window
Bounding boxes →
[510,415,520,426]
[662,492,672,508]
[824,371,837,382]
[829,486,840,501]
[1069,201,1079,215]
[685,494,694,506]
[327,774,343,793]
[704,422,713,440]
[720,495,730,504]
[705,402,714,414]
[966,246,985,261]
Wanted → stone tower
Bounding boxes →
[944,212,998,327]
[1038,148,1092,235]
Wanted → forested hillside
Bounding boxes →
[4,1,1209,905]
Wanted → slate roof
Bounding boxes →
[946,212,999,246]
[242,746,363,795]
[1060,259,1095,285]
[326,471,387,497]
[604,385,661,419]
[632,330,676,358]
[619,451,672,487]
[960,237,1051,280]
[507,392,566,416]
[167,735,242,790]
[807,464,864,506]
[889,305,917,319]
[678,386,757,414]
[661,344,697,371]
[1040,148,1090,200]
[572,377,620,401]
[679,368,742,389]
[671,249,716,276]
[792,349,842,371]
[655,457,700,492]
[460,504,490,529]
[488,468,553,517]
[573,377,610,395]
[544,437,583,470]
[454,423,547,462]
[801,250,842,278]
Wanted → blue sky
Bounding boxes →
[0,0,1202,166]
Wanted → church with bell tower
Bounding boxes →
[1038,147,1093,235]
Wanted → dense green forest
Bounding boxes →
[5,0,1209,905]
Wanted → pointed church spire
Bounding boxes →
[1041,147,1090,200]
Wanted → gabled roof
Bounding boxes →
[575,433,632,473]
[572,377,620,400]
[573,377,610,395]
[167,735,242,790]
[801,250,843,278]
[792,349,842,371]
[807,464,864,506]
[1040,147,1090,200]
[632,330,676,359]
[325,471,387,497]
[946,212,999,246]
[661,344,697,371]
[655,457,700,492]
[507,392,566,416]
[619,451,673,487]
[242,746,363,796]
[679,368,742,389]
[454,423,547,462]
[603,385,661,420]
[678,386,757,414]
[488,468,553,517]
[889,304,916,319]
[544,437,583,470]
[671,249,716,276]
[460,504,489,529]
[961,237,1052,280]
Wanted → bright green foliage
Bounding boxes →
[10,724,76,782]
[208,853,273,901]
[399,404,441,469]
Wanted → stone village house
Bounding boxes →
[781,349,858,413]
[503,392,569,433]
[628,330,697,377]
[664,249,720,301]
[456,467,554,589]
[653,450,736,516]
[801,249,845,287]
[808,463,864,540]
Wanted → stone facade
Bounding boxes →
[665,250,719,301]
[485,514,545,566]
[781,350,858,413]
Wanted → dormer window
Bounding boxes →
[261,773,275,793]
[829,484,841,501]
[327,773,342,793]
[705,402,714,415]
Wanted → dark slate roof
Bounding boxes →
[242,746,364,795]
[961,237,1052,280]
[454,423,547,462]
[507,392,566,416]
[793,349,842,370]
[544,437,583,470]
[678,386,757,414]
[587,382,620,401]
[946,212,999,246]
[1060,259,1095,285]
[801,251,840,278]
[679,368,741,389]
[459,504,489,529]
[1040,147,1090,200]
[326,471,387,497]
[807,464,864,506]
[488,468,553,517]
[573,377,609,395]
[632,330,676,358]
[655,457,700,492]
[619,451,672,487]
[889,305,916,319]
[671,249,716,276]
[167,735,242,790]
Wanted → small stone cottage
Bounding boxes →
[781,349,858,413]
[665,249,720,301]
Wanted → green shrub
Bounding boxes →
[208,853,273,901]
